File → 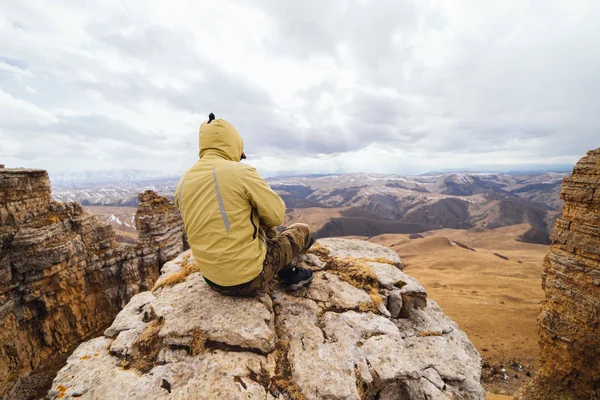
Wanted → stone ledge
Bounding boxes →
[49,239,484,400]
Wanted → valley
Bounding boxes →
[67,170,562,397]
[83,206,138,243]
[271,172,566,244]
[56,170,567,245]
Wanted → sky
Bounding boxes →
[0,0,599,177]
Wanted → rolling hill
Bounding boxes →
[59,171,567,244]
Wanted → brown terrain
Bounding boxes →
[84,206,138,242]
[283,206,346,232]
[487,394,516,400]
[269,172,568,246]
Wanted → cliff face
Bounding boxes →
[0,168,187,396]
[521,149,600,399]
[49,238,485,400]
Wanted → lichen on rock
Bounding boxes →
[49,238,485,400]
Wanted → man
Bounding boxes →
[174,113,314,296]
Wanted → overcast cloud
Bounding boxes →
[0,0,599,176]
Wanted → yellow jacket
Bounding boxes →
[174,118,286,286]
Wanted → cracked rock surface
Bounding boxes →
[49,239,484,400]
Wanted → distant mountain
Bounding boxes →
[50,169,179,187]
[52,177,179,206]
[422,164,574,175]
[51,170,567,244]
[270,172,568,244]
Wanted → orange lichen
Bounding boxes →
[308,247,386,315]
[358,302,379,313]
[270,339,306,400]
[152,254,201,291]
[79,355,91,360]
[369,288,383,308]
[327,257,381,296]
[359,257,399,267]
[308,242,331,262]
[57,384,67,399]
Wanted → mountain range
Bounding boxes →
[272,172,566,244]
[52,171,568,244]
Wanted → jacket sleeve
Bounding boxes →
[242,166,286,227]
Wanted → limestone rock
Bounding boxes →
[104,291,156,338]
[0,169,51,227]
[0,169,187,396]
[306,272,373,310]
[136,190,189,264]
[387,290,404,319]
[47,337,269,400]
[50,239,484,400]
[519,148,600,400]
[318,237,403,267]
[364,261,406,289]
[296,253,326,270]
[151,273,276,353]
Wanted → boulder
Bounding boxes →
[49,239,484,400]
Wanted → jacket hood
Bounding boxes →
[199,118,244,162]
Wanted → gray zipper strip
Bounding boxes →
[212,166,231,232]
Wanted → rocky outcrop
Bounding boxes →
[520,148,600,399]
[136,191,188,266]
[50,238,484,400]
[0,169,52,228]
[0,169,187,396]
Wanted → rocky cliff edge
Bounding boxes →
[49,238,484,400]
[519,148,600,400]
[0,168,187,396]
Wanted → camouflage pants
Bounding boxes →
[206,223,312,297]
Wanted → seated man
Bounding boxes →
[174,113,314,296]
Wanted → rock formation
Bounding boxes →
[50,238,484,399]
[0,168,187,396]
[520,148,600,399]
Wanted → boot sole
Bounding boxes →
[286,273,314,291]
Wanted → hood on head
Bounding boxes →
[198,117,244,162]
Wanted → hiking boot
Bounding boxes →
[279,266,314,291]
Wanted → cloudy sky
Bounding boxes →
[1,0,598,177]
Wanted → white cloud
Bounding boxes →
[0,88,59,127]
[0,0,598,176]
